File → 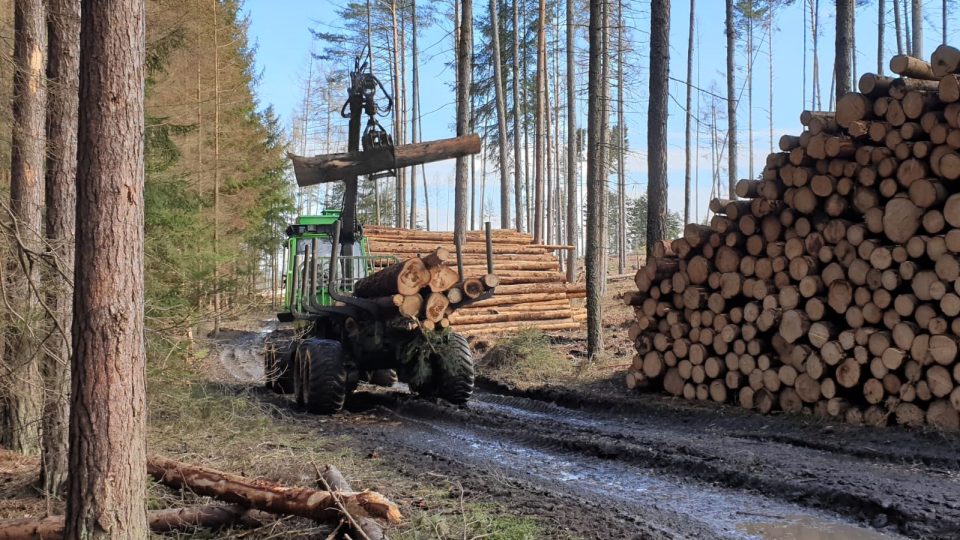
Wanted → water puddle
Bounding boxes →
[393,411,904,539]
[739,515,901,540]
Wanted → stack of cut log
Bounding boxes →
[625,49,960,431]
[352,246,498,331]
[364,226,586,336]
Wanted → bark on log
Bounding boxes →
[146,455,403,525]
[355,258,430,297]
[290,134,482,186]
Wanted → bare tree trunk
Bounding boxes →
[41,0,79,496]
[811,0,821,110]
[533,0,546,243]
[490,0,510,229]
[836,0,854,101]
[2,0,46,456]
[522,2,531,233]
[212,0,222,336]
[512,0,523,232]
[553,3,562,251]
[943,0,947,44]
[616,0,625,273]
[894,0,904,55]
[599,0,609,292]
[879,0,885,74]
[455,0,472,246]
[685,0,695,224]
[391,0,403,227]
[768,4,773,154]
[410,0,419,228]
[851,3,856,90]
[65,0,147,535]
[399,8,408,228]
[545,61,553,244]
[911,0,922,59]
[747,8,754,181]
[904,0,911,55]
[586,0,605,358]
[565,0,577,282]
[648,0,669,253]
[725,0,737,198]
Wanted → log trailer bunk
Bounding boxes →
[263,51,487,413]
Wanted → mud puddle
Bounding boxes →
[219,328,957,539]
[373,395,908,540]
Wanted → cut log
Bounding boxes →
[290,134,482,186]
[882,197,923,244]
[932,44,960,77]
[354,258,430,297]
[147,455,403,524]
[890,56,937,79]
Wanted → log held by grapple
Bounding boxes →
[289,134,482,187]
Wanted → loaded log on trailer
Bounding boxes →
[263,49,494,413]
[625,48,960,431]
[363,226,587,336]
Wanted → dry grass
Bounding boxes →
[146,335,547,539]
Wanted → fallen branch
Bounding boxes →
[317,463,389,540]
[147,455,402,526]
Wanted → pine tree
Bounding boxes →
[66,0,148,534]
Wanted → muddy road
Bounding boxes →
[218,327,960,539]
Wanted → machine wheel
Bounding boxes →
[296,339,347,414]
[263,332,295,394]
[410,333,475,405]
[369,369,398,387]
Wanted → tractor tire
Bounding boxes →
[409,333,475,405]
[296,339,347,414]
[434,333,475,404]
[369,369,398,387]
[263,333,296,394]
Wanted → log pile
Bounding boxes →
[353,246,499,331]
[364,226,586,336]
[625,51,960,431]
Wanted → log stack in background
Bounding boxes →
[364,226,586,336]
[625,49,960,430]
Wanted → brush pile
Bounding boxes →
[364,226,586,336]
[625,50,960,430]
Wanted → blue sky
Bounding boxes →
[245,0,955,237]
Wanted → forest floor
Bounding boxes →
[2,282,960,539]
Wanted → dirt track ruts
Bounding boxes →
[224,328,960,539]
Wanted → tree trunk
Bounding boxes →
[836,0,854,101]
[512,0,523,232]
[490,0,510,229]
[725,0,737,198]
[212,0,222,336]
[565,0,577,282]
[2,0,46,457]
[616,0,626,274]
[894,0,903,55]
[911,0,922,59]
[747,8,754,182]
[65,0,148,536]
[41,0,79,497]
[455,0,472,247]
[943,0,947,44]
[648,0,669,255]
[533,0,546,243]
[586,0,605,358]
[410,0,419,228]
[685,0,695,224]
[599,0,610,292]
[768,5,774,154]
[391,0,403,227]
[878,0,885,74]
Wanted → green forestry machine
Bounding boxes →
[263,50,486,414]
